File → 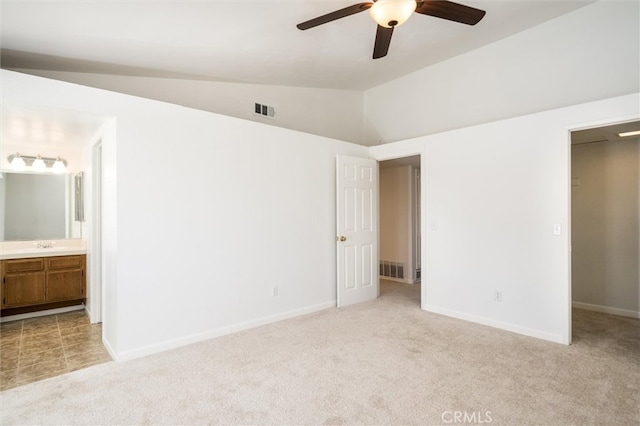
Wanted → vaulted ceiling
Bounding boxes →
[1,0,594,91]
[0,1,605,151]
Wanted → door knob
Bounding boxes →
[337,236,347,242]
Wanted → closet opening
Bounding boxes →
[570,120,640,340]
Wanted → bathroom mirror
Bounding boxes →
[0,172,82,241]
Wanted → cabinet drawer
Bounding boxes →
[47,255,84,270]
[4,258,45,273]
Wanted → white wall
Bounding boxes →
[571,138,640,317]
[370,93,640,344]
[364,0,640,144]
[10,70,366,146]
[1,70,368,359]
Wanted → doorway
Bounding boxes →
[570,121,640,326]
[379,155,422,305]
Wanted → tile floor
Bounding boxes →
[0,310,112,391]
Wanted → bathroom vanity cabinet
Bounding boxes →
[0,254,86,314]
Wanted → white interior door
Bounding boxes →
[336,155,378,307]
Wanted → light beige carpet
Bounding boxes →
[1,281,638,425]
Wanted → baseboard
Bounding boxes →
[85,304,94,323]
[102,336,118,361]
[113,300,337,362]
[572,301,640,319]
[0,304,85,323]
[380,276,415,285]
[421,303,567,344]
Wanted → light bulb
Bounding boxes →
[10,154,26,171]
[52,158,66,174]
[370,0,416,28]
[32,155,46,172]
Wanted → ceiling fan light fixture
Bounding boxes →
[370,0,417,28]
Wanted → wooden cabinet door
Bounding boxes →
[2,272,46,308]
[46,269,84,302]
[1,255,86,311]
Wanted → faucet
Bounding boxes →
[36,241,54,249]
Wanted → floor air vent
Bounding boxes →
[380,260,405,279]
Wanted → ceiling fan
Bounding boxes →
[296,0,486,59]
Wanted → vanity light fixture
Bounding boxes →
[618,130,640,138]
[32,155,47,172]
[9,153,27,171]
[7,153,67,173]
[52,157,67,174]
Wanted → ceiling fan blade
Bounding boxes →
[373,25,394,59]
[415,0,486,25]
[297,2,373,30]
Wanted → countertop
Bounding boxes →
[0,242,87,260]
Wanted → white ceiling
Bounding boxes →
[1,105,107,151]
[1,0,595,91]
[0,0,602,151]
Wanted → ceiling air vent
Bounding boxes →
[254,103,275,119]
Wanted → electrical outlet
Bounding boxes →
[494,291,502,302]
[272,286,279,297]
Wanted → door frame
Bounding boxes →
[89,139,104,323]
[566,115,640,344]
[373,152,425,307]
